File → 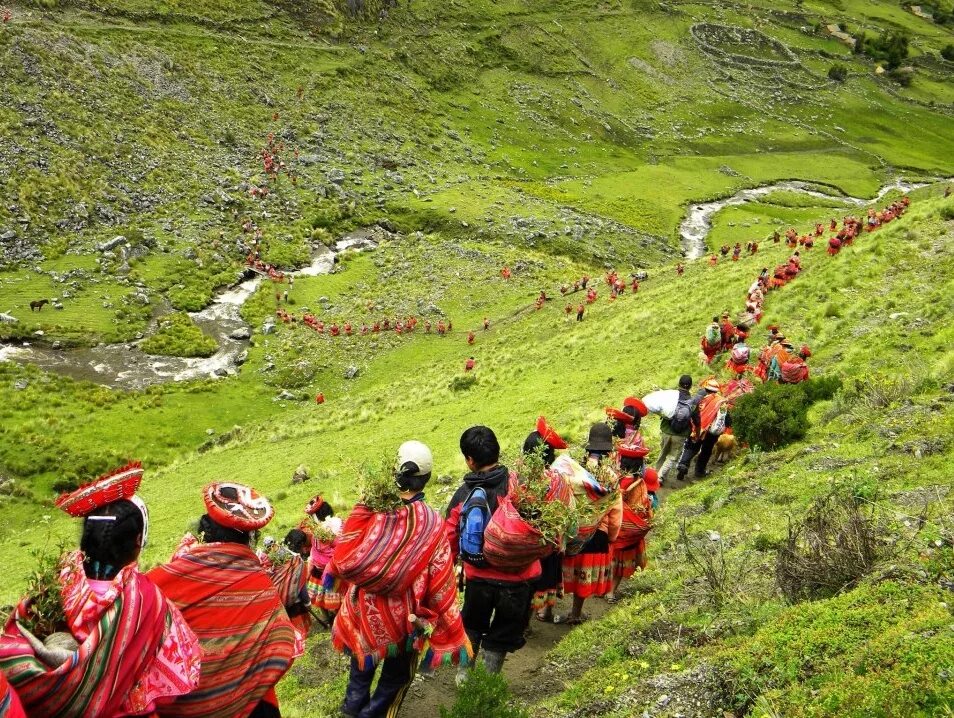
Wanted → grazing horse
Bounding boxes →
[30,299,49,312]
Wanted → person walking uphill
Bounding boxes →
[148,483,298,718]
[655,375,700,484]
[328,442,470,718]
[446,426,541,683]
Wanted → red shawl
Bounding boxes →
[326,501,444,595]
[147,541,297,718]
[328,502,471,670]
[0,552,200,718]
[0,670,26,718]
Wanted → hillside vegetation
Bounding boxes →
[0,0,952,715]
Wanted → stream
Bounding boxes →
[678,177,932,259]
[0,232,377,390]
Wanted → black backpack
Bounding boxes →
[669,396,693,434]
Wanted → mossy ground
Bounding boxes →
[0,0,952,714]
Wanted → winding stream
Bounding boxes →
[679,177,932,259]
[0,233,377,390]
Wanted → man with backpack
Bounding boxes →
[655,375,701,484]
[445,426,541,684]
[675,378,725,480]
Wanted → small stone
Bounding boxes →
[229,327,251,340]
[14,379,29,390]
[344,365,360,380]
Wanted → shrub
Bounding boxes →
[776,490,886,602]
[803,374,842,402]
[942,44,954,61]
[941,204,954,221]
[449,374,478,392]
[855,29,910,69]
[732,382,812,449]
[140,313,218,358]
[440,665,529,718]
[828,63,849,81]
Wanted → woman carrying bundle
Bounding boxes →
[560,423,623,625]
[264,529,314,637]
[607,455,657,603]
[330,441,470,718]
[148,483,298,718]
[525,417,570,624]
[0,463,201,718]
[302,495,343,617]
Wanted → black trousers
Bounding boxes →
[461,578,532,654]
[341,652,417,718]
[677,433,719,478]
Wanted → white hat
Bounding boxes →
[396,440,433,477]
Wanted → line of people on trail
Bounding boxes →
[2,392,705,718]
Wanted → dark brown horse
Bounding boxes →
[29,299,49,311]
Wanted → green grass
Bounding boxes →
[0,0,952,712]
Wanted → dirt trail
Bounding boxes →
[400,470,706,716]
[402,594,612,716]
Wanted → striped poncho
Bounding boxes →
[0,551,201,718]
[148,541,298,718]
[326,500,471,669]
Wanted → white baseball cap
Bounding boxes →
[396,440,433,477]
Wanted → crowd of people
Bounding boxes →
[0,195,915,718]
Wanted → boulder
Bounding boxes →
[291,464,311,484]
[262,320,276,335]
[344,365,360,380]
[229,326,251,341]
[0,312,17,324]
[97,236,126,253]
[14,379,29,390]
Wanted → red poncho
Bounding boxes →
[0,552,201,718]
[148,540,298,718]
[326,501,471,670]
[0,670,25,718]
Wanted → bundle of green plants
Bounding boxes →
[510,447,576,548]
[19,547,69,639]
[357,457,403,513]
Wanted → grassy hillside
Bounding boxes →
[0,0,953,714]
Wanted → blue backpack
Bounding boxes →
[458,487,492,567]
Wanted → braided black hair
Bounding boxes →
[80,499,144,580]
[283,528,310,557]
[197,513,251,545]
[619,454,644,475]
[522,431,556,468]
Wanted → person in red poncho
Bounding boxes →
[0,464,201,718]
[148,483,297,718]
[561,424,622,625]
[607,452,655,603]
[524,417,569,623]
[330,442,470,718]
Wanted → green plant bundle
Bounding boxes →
[357,457,403,514]
[19,548,69,639]
[511,448,575,548]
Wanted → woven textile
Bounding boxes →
[327,502,444,595]
[0,552,200,718]
[328,502,471,670]
[147,541,297,718]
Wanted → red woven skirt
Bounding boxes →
[562,530,612,598]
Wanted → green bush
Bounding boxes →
[828,63,849,81]
[449,373,478,392]
[854,30,910,69]
[803,374,842,403]
[942,44,954,61]
[440,666,529,718]
[733,382,811,450]
[140,313,218,358]
[941,203,954,221]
